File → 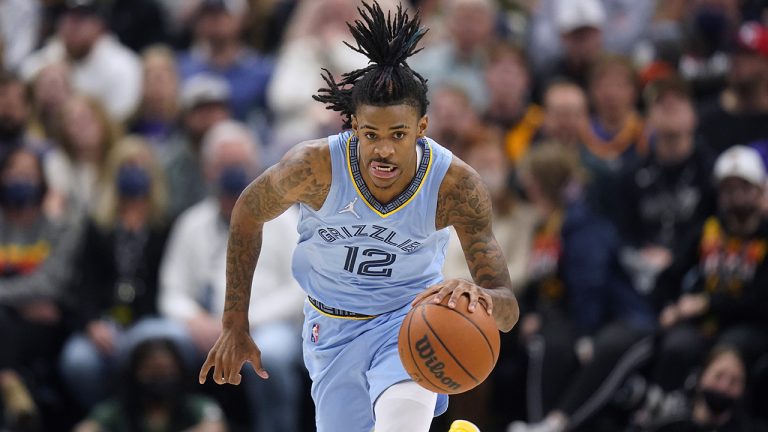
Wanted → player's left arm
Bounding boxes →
[414,158,520,332]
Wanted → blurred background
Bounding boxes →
[3,0,768,431]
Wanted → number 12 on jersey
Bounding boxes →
[343,246,396,277]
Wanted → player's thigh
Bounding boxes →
[311,362,375,432]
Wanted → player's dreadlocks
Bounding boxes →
[312,1,429,129]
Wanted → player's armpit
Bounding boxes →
[239,138,332,222]
[436,159,520,332]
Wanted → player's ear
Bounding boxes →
[351,115,359,135]
[418,115,428,137]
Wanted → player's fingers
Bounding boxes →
[199,353,215,384]
[467,289,480,312]
[250,353,270,379]
[479,292,493,314]
[446,287,464,308]
[412,285,440,306]
[212,351,228,385]
[227,366,242,385]
[432,282,458,304]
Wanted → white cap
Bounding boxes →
[714,145,767,187]
[555,0,606,34]
[180,74,231,111]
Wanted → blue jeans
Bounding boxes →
[243,321,304,432]
[58,317,194,408]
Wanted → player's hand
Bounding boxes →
[199,327,268,386]
[411,279,493,315]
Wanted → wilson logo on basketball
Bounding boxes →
[415,335,460,391]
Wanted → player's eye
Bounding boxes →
[364,132,377,140]
[393,131,406,140]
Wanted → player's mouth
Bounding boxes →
[370,161,399,179]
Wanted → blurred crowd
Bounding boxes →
[3,0,768,431]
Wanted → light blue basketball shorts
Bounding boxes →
[302,299,449,432]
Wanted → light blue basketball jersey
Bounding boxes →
[292,130,453,315]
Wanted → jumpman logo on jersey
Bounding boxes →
[338,197,361,219]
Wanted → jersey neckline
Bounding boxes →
[345,134,433,218]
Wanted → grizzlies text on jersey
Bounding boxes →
[291,131,454,316]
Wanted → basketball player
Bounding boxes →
[199,2,519,431]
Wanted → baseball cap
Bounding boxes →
[555,0,606,34]
[714,145,767,187]
[734,21,768,58]
[197,0,248,16]
[180,74,231,111]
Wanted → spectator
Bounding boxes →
[582,55,648,221]
[528,0,654,80]
[698,21,768,156]
[74,338,226,432]
[0,72,34,162]
[427,86,484,160]
[20,0,142,123]
[639,345,768,432]
[410,0,498,111]
[538,81,590,151]
[0,0,42,73]
[508,143,655,432]
[0,147,81,429]
[159,120,304,432]
[160,74,232,218]
[645,145,768,412]
[484,42,545,163]
[45,94,119,219]
[59,136,189,410]
[505,80,591,166]
[28,62,73,142]
[130,45,181,146]
[532,0,606,88]
[619,77,716,295]
[178,0,273,122]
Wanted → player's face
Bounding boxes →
[351,104,428,196]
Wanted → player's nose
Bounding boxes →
[374,142,395,158]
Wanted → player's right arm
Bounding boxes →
[199,139,331,386]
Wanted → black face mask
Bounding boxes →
[137,376,183,403]
[1,180,41,209]
[700,389,738,415]
[0,116,24,143]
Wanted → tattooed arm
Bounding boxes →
[200,139,331,385]
[413,158,519,332]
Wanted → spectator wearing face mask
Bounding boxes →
[0,147,81,428]
[639,345,767,432]
[74,338,226,432]
[636,145,768,423]
[159,120,304,432]
[59,136,191,411]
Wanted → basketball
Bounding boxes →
[398,294,500,395]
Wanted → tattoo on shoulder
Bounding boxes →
[241,140,331,217]
[436,160,492,232]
